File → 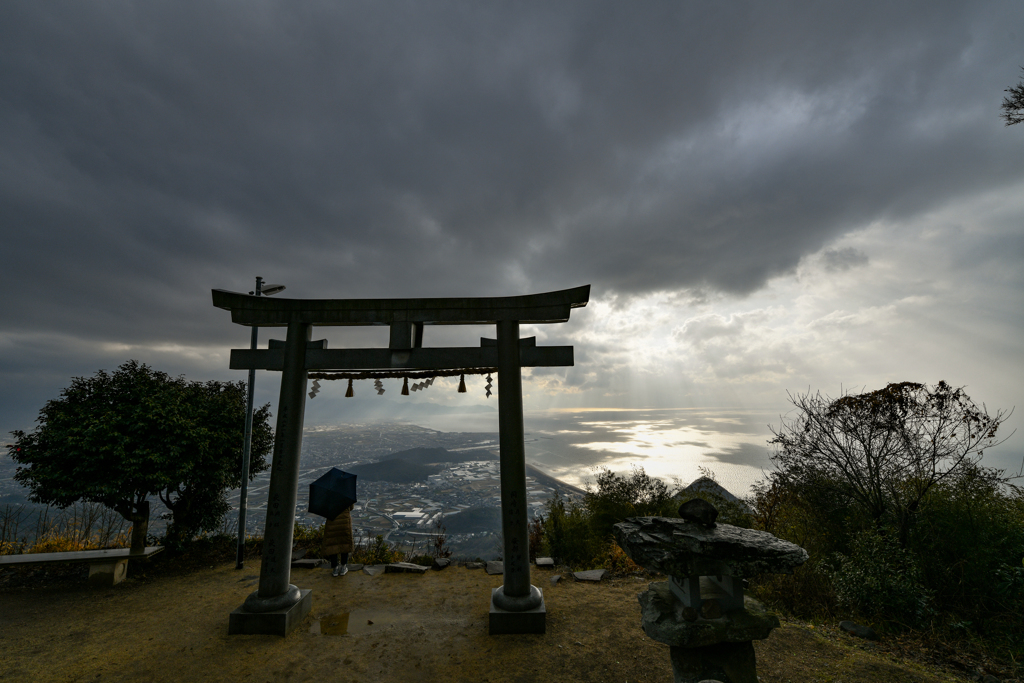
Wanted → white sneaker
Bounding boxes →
[333,565,348,576]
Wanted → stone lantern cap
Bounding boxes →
[613,516,809,578]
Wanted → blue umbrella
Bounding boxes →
[308,468,357,520]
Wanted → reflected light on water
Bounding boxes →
[413,408,777,498]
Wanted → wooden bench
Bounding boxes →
[0,546,164,586]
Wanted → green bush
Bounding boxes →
[829,528,934,627]
[585,466,677,540]
[351,534,404,565]
[909,466,1024,635]
[542,492,601,568]
[542,465,703,569]
[292,522,325,557]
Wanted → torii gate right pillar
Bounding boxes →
[490,319,545,634]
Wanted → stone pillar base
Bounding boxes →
[88,560,128,587]
[489,587,546,634]
[669,640,757,683]
[228,589,312,636]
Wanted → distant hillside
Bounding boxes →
[678,476,742,503]
[441,505,502,534]
[379,446,497,466]
[526,463,587,497]
[677,476,752,513]
[347,458,442,483]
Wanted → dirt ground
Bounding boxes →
[0,562,974,683]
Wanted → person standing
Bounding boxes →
[323,502,354,576]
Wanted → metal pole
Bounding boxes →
[236,277,262,569]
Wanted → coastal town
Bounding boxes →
[1,423,584,559]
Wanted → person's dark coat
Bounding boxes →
[323,504,354,555]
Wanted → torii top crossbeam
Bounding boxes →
[211,285,590,326]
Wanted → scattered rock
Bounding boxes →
[290,549,307,561]
[346,563,364,572]
[550,574,562,586]
[485,561,504,575]
[535,557,555,567]
[573,569,607,582]
[290,558,327,569]
[385,562,430,574]
[361,565,385,576]
[678,498,719,528]
[465,562,485,570]
[432,558,451,570]
[839,620,879,641]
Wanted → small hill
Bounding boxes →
[677,476,753,514]
[678,476,742,502]
[441,505,502,534]
[347,458,442,483]
[379,446,497,466]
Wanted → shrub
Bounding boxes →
[542,492,602,567]
[593,541,644,575]
[351,534,405,565]
[292,522,326,558]
[585,466,677,540]
[829,528,934,627]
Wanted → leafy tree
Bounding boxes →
[8,360,272,552]
[768,381,1011,546]
[1002,67,1024,126]
[585,465,677,540]
[542,491,602,567]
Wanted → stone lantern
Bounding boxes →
[613,500,808,683]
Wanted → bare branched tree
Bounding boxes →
[1002,67,1024,126]
[769,381,1013,545]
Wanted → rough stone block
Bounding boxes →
[839,620,879,641]
[550,574,562,586]
[362,564,385,576]
[88,560,128,587]
[432,558,452,570]
[678,498,719,528]
[669,640,758,683]
[228,589,312,636]
[465,562,485,569]
[485,561,504,575]
[639,581,779,648]
[385,562,429,574]
[535,557,555,567]
[489,587,546,635]
[290,558,327,569]
[613,517,808,578]
[573,569,607,582]
[346,563,364,572]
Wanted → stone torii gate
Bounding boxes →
[213,285,590,636]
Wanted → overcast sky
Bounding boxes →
[3,2,1022,476]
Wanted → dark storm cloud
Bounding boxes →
[2,2,1022,434]
[3,1,1022,345]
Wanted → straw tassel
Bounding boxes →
[402,377,409,395]
[457,374,466,393]
[485,373,493,398]
[345,378,354,398]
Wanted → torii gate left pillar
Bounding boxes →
[213,285,590,636]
